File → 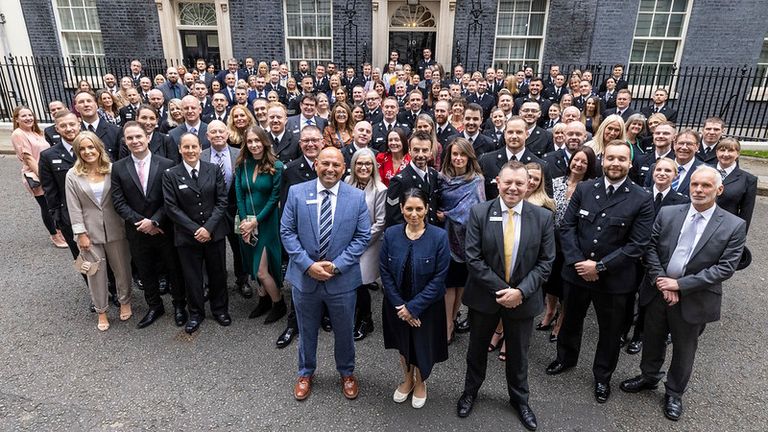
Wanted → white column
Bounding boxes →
[155,0,180,59]
[372,0,389,69]
[437,0,456,68]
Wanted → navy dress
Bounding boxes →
[380,224,450,379]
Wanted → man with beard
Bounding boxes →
[542,122,587,180]
[518,100,553,158]
[384,131,439,227]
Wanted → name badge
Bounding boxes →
[641,166,649,171]
[52,159,62,164]
[489,216,503,222]
[579,209,590,216]
[306,199,318,205]
[179,184,188,190]
[490,179,497,184]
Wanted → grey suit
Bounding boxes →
[638,204,746,398]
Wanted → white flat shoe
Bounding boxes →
[411,383,426,409]
[393,383,413,403]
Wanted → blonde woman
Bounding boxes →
[66,132,132,331]
[226,104,257,149]
[585,114,625,176]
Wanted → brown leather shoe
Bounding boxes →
[341,375,359,400]
[294,376,313,401]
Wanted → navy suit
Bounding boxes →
[119,131,179,163]
[695,144,718,165]
[525,126,554,158]
[479,148,545,200]
[396,109,432,129]
[280,179,371,377]
[38,142,79,257]
[82,120,122,162]
[717,167,757,232]
[371,121,411,152]
[542,148,571,181]
[436,123,460,148]
[168,122,211,150]
[271,131,301,164]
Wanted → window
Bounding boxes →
[285,0,333,72]
[752,36,768,95]
[53,0,104,65]
[629,0,690,89]
[492,0,547,72]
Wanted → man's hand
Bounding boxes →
[320,261,336,274]
[663,289,680,306]
[656,276,680,292]
[495,288,523,309]
[575,260,599,282]
[307,261,334,281]
[194,227,211,243]
[135,218,155,234]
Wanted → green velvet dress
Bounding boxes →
[235,159,284,286]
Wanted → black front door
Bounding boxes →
[389,32,437,68]
[180,30,221,68]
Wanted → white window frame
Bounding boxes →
[748,35,768,101]
[627,0,693,99]
[491,0,548,73]
[51,0,105,87]
[284,0,334,73]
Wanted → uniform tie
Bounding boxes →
[504,210,516,281]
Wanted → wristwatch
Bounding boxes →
[330,263,340,275]
[595,261,607,273]
[151,220,160,227]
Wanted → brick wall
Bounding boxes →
[19,0,62,57]
[587,0,640,65]
[96,0,164,58]
[453,0,498,73]
[229,0,286,62]
[542,0,598,67]
[333,0,372,67]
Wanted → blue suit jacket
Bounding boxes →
[280,180,371,294]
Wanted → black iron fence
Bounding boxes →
[1,56,767,140]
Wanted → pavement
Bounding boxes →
[2,122,767,196]
[0,154,767,431]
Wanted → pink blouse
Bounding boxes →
[11,129,49,196]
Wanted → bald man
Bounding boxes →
[168,95,211,150]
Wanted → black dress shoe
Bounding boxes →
[455,318,471,334]
[237,277,253,299]
[545,360,574,375]
[549,333,558,343]
[456,393,475,418]
[321,315,333,332]
[514,404,538,431]
[620,375,659,393]
[185,317,202,334]
[626,340,643,354]
[264,299,287,324]
[663,394,683,421]
[276,327,298,348]
[619,334,628,347]
[174,307,188,327]
[137,307,165,329]
[89,303,96,313]
[248,295,272,319]
[133,278,144,290]
[594,382,611,403]
[158,278,169,295]
[214,314,232,326]
[353,319,374,341]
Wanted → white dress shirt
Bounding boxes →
[316,179,341,226]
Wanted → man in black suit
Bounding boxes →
[542,121,587,180]
[118,106,180,162]
[240,57,257,80]
[147,90,168,126]
[216,58,242,88]
[276,125,323,349]
[640,88,678,124]
[266,102,300,164]
[645,130,703,197]
[546,140,655,404]
[513,78,550,116]
[74,90,122,161]
[433,100,459,148]
[195,58,215,90]
[162,133,230,334]
[266,69,288,104]
[598,64,629,93]
[118,88,142,125]
[482,90,515,132]
[203,92,230,124]
[603,89,635,121]
[364,90,384,124]
[129,59,145,88]
[631,122,676,185]
[340,121,378,177]
[371,97,410,151]
[462,103,496,159]
[467,80,496,120]
[111,122,187,328]
[573,80,596,111]
[543,74,566,104]
[519,100,554,158]
[286,94,328,136]
[696,117,724,164]
[479,117,545,200]
[292,60,312,83]
[44,100,67,146]
[168,95,211,150]
[385,131,439,227]
[220,73,238,107]
[417,48,437,78]
[312,64,330,94]
[193,81,214,118]
[544,65,560,89]
[457,161,555,431]
[620,166,746,421]
[396,90,431,129]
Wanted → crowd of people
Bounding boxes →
[10,51,757,430]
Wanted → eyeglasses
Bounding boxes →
[355,161,374,167]
[300,138,323,144]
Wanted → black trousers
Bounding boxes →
[463,308,534,406]
[226,231,246,280]
[639,294,705,398]
[128,229,185,310]
[178,239,228,319]
[556,282,632,383]
[355,284,372,321]
[35,196,57,235]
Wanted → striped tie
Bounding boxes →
[318,189,332,260]
[671,165,684,190]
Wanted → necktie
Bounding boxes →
[468,136,474,144]
[88,124,96,133]
[215,152,228,188]
[172,84,178,99]
[387,124,392,133]
[510,155,517,161]
[496,132,502,141]
[671,166,684,190]
[607,185,615,199]
[306,118,314,127]
[318,190,332,260]
[137,159,147,194]
[504,210,516,281]
[189,127,197,134]
[666,213,703,278]
[229,88,234,100]
[272,135,280,148]
[654,192,663,211]
[704,146,712,155]
[191,168,198,183]
[719,168,727,179]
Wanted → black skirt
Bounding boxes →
[445,259,468,288]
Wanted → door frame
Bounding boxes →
[154,0,233,66]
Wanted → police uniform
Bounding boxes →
[384,163,438,227]
[371,121,411,152]
[478,147,543,200]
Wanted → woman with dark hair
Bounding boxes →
[96,90,122,126]
[323,102,354,148]
[334,86,349,105]
[11,106,66,248]
[450,98,466,133]
[436,138,485,344]
[376,128,411,187]
[235,126,286,323]
[581,96,603,135]
[130,105,180,162]
[541,146,598,342]
[413,114,444,168]
[351,104,366,123]
[381,187,451,409]
[425,80,441,110]
[373,80,388,100]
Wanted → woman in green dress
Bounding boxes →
[235,125,286,324]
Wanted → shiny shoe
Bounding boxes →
[184,317,202,334]
[249,295,272,319]
[237,276,253,299]
[411,383,426,409]
[594,381,611,403]
[341,375,359,399]
[137,307,165,329]
[321,315,333,332]
[294,375,313,401]
[353,319,374,341]
[455,318,471,334]
[514,404,538,431]
[213,314,232,326]
[545,360,574,375]
[456,393,475,418]
[276,327,298,349]
[174,307,188,327]
[620,375,659,393]
[663,394,683,421]
[393,383,414,403]
[264,299,287,324]
[626,340,643,355]
[536,312,558,331]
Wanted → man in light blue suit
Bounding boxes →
[280,146,371,402]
